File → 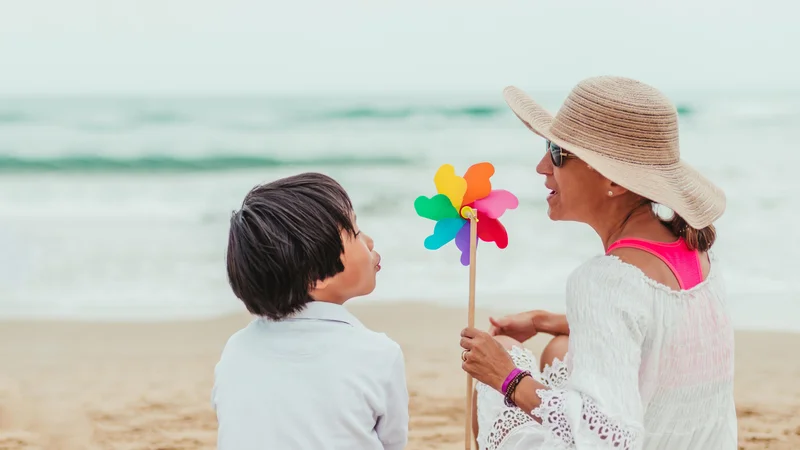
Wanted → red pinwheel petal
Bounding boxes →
[476,211,508,249]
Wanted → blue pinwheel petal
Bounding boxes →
[423,217,466,250]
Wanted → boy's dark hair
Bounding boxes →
[226,172,356,320]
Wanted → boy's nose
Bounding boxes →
[364,233,374,250]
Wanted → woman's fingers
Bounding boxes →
[460,327,479,338]
[459,328,518,391]
[489,316,503,325]
[488,317,504,335]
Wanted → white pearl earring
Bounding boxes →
[607,190,613,197]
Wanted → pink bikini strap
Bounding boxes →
[606,237,704,290]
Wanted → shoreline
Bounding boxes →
[1,297,799,334]
[1,302,798,449]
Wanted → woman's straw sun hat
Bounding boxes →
[503,76,725,229]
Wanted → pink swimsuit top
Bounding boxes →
[606,237,704,290]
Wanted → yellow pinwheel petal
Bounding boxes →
[433,164,467,210]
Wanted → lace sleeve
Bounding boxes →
[531,257,649,449]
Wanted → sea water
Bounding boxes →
[1,91,798,330]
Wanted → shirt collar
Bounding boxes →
[287,301,365,328]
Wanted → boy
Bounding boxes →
[212,173,409,450]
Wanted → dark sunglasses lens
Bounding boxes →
[547,140,563,166]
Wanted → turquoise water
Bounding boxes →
[1,92,799,330]
[0,154,414,172]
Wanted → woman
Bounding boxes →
[460,76,736,450]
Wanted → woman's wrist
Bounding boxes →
[492,361,519,392]
[501,368,523,394]
[502,369,532,407]
[531,311,549,334]
[510,376,545,413]
[534,312,569,336]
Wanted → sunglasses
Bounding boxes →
[547,140,578,167]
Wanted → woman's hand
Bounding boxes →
[489,310,569,342]
[460,327,517,392]
[488,310,546,342]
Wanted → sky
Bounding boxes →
[1,0,798,96]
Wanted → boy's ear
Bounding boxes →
[313,277,331,291]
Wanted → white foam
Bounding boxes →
[1,95,798,330]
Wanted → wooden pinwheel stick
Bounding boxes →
[462,207,478,450]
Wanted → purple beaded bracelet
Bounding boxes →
[503,369,531,407]
[501,368,522,394]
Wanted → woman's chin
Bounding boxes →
[546,195,563,220]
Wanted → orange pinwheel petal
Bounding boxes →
[461,162,494,206]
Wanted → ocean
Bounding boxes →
[1,91,798,330]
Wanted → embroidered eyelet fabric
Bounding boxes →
[474,254,737,450]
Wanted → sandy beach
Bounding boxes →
[1,302,798,450]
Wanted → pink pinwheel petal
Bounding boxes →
[473,189,519,219]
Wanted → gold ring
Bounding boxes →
[461,349,469,361]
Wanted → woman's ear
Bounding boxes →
[607,181,630,197]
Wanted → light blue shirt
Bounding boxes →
[212,301,409,450]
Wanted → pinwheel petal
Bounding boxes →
[424,217,466,250]
[461,162,494,205]
[434,164,467,210]
[473,189,519,219]
[454,221,476,266]
[414,194,460,221]
[476,212,509,249]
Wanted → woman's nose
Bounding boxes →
[536,151,552,176]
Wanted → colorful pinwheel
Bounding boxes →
[413,162,518,265]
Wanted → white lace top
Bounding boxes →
[476,254,737,450]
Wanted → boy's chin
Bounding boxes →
[357,280,377,298]
[339,283,377,303]
[363,282,377,297]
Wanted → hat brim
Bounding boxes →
[503,86,726,229]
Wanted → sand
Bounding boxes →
[0,302,798,450]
